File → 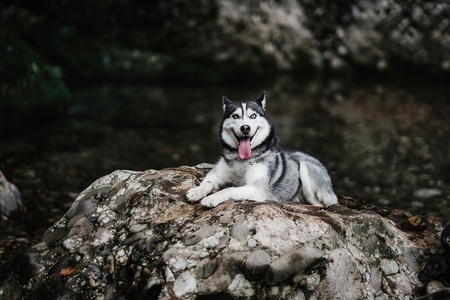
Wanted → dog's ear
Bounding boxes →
[255,91,266,111]
[222,96,234,112]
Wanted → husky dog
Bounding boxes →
[186,92,338,208]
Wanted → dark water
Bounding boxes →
[1,77,449,238]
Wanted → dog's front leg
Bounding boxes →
[201,186,266,208]
[186,159,230,202]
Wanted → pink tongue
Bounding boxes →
[238,137,252,160]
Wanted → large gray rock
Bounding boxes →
[214,0,450,73]
[0,165,446,299]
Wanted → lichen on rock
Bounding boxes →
[0,165,447,299]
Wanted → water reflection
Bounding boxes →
[0,78,448,236]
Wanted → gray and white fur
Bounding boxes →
[186,92,338,208]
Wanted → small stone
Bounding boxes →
[247,238,258,247]
[32,242,48,251]
[171,257,187,272]
[164,267,175,282]
[124,232,145,245]
[130,224,147,233]
[98,210,119,226]
[146,277,160,290]
[62,237,82,252]
[265,246,324,286]
[68,217,94,238]
[426,280,447,294]
[173,271,197,297]
[201,233,221,248]
[92,229,115,247]
[183,227,215,246]
[231,223,251,242]
[199,271,232,294]
[89,277,97,287]
[394,274,412,295]
[228,274,255,297]
[306,273,321,291]
[380,259,399,275]
[219,210,233,224]
[244,249,271,280]
[116,249,128,264]
[413,188,442,199]
[198,253,246,294]
[370,267,382,290]
[196,257,219,279]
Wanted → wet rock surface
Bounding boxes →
[0,165,448,299]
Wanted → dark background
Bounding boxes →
[1,0,449,244]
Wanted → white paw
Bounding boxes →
[201,193,227,208]
[186,186,208,202]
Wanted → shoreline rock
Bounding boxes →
[0,165,447,299]
[0,171,25,223]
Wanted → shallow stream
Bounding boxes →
[1,77,449,238]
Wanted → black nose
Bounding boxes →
[240,125,250,134]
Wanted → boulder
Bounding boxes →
[3,1,449,89]
[0,171,25,223]
[0,165,447,299]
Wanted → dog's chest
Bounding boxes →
[226,160,268,186]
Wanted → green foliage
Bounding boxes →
[0,28,70,110]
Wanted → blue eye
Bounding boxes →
[250,114,257,119]
[232,114,240,119]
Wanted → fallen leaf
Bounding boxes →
[60,266,76,276]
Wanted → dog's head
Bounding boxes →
[221,92,272,160]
